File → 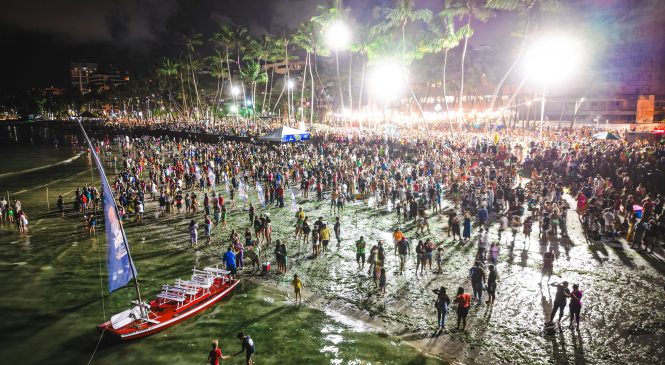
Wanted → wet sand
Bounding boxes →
[1,145,664,364]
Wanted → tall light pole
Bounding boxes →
[368,60,406,131]
[325,21,351,114]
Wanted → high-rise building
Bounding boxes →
[545,0,665,123]
[88,66,129,92]
[70,62,97,93]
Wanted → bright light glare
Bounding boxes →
[287,79,295,89]
[229,105,237,113]
[368,61,405,101]
[325,21,351,51]
[525,34,582,83]
[231,86,240,95]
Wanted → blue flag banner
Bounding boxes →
[256,182,265,207]
[78,122,137,293]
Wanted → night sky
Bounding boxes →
[0,0,514,92]
[3,0,658,93]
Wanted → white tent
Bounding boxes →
[258,126,310,143]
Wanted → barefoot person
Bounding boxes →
[291,274,303,303]
[546,281,570,325]
[433,286,451,331]
[233,332,256,365]
[454,287,471,331]
[206,339,230,365]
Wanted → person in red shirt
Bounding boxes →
[454,287,472,331]
[207,339,230,365]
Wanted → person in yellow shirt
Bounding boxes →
[320,223,331,253]
[291,274,303,304]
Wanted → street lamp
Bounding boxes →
[231,86,240,96]
[525,33,582,136]
[325,21,351,51]
[368,61,405,101]
[325,21,351,114]
[369,60,406,125]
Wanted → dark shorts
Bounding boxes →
[246,350,255,361]
[322,240,329,246]
[457,306,469,318]
[227,265,237,275]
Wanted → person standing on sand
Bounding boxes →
[334,216,341,247]
[433,286,451,331]
[568,284,583,330]
[355,236,366,270]
[546,281,570,325]
[57,195,64,216]
[206,339,230,365]
[223,246,237,280]
[189,219,199,246]
[233,332,256,365]
[291,274,303,303]
[454,287,471,331]
[485,264,498,306]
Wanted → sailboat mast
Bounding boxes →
[77,120,143,304]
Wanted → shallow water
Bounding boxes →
[0,145,443,365]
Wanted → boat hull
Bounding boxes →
[98,277,239,341]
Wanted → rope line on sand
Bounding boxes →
[87,327,106,365]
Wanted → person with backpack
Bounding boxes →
[470,261,486,304]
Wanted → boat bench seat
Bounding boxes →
[163,284,197,296]
[203,267,230,277]
[157,288,186,306]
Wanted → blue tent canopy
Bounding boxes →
[258,126,310,143]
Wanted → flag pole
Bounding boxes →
[77,119,143,304]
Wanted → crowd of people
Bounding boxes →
[23,120,663,338]
[0,197,29,233]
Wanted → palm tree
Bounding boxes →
[245,34,276,115]
[445,0,491,126]
[294,22,319,126]
[240,60,267,124]
[350,25,373,116]
[376,0,432,126]
[158,58,178,122]
[211,26,247,125]
[312,0,349,114]
[207,53,229,123]
[380,0,432,71]
[177,31,203,120]
[420,9,468,134]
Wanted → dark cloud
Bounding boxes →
[0,0,177,45]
